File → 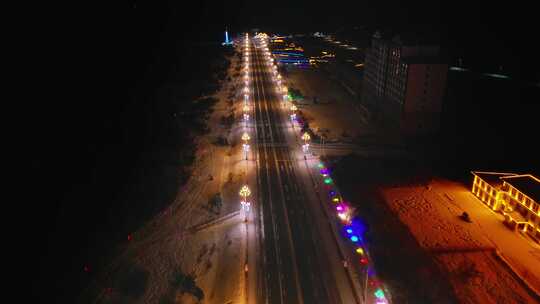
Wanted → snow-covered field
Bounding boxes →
[286,67,374,141]
[378,178,540,304]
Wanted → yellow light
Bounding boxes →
[356,248,364,255]
[239,185,251,198]
[290,105,297,111]
[242,132,250,142]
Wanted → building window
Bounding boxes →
[518,192,523,201]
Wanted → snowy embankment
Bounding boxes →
[81,51,247,304]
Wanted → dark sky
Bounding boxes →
[38,0,537,82]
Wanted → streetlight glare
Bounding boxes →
[239,185,251,197]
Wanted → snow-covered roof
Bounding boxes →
[472,171,517,189]
[500,174,540,203]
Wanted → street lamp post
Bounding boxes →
[241,132,250,161]
[243,143,250,160]
[239,185,251,222]
[302,132,310,154]
[243,105,250,128]
[290,104,297,129]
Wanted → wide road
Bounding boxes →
[250,38,344,304]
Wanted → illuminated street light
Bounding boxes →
[302,132,311,153]
[239,185,251,198]
[239,185,251,222]
[241,132,250,143]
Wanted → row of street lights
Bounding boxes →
[240,33,251,222]
[260,34,311,155]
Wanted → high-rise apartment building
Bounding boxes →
[363,31,448,135]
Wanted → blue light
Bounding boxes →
[346,228,353,234]
[350,235,359,242]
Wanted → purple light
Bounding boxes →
[336,206,343,211]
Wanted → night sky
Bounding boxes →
[22,0,538,302]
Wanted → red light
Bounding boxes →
[127,234,132,241]
[360,257,368,265]
[84,265,90,273]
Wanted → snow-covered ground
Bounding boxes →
[285,68,374,142]
[81,51,253,304]
[379,178,540,303]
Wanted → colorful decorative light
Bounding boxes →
[350,235,359,242]
[346,228,353,234]
[332,197,340,203]
[374,288,386,300]
[360,257,368,265]
[324,178,332,184]
[355,247,364,255]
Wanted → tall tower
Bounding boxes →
[222,27,232,46]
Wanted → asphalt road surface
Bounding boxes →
[250,38,344,304]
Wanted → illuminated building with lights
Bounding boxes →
[471,171,540,242]
[362,31,448,135]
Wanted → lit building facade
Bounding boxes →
[472,171,540,242]
[363,31,448,135]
